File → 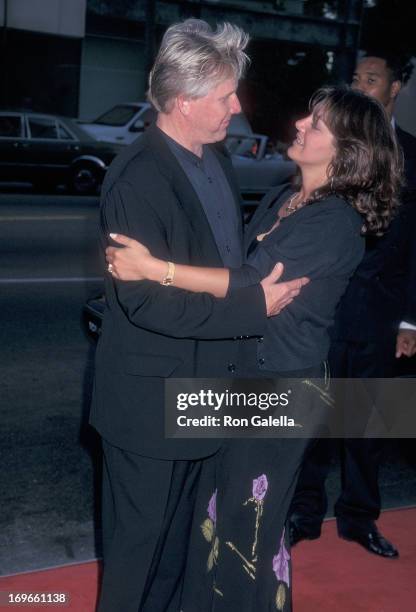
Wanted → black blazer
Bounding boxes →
[230,185,364,371]
[332,124,416,343]
[90,125,267,460]
[396,124,416,192]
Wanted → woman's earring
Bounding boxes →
[330,176,335,192]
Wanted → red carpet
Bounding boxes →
[292,507,416,611]
[0,508,414,611]
[0,562,100,611]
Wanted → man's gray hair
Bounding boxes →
[148,19,249,113]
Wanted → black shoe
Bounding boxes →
[289,519,321,547]
[337,524,399,558]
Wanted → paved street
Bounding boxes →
[0,192,102,279]
[0,191,415,576]
[0,192,103,575]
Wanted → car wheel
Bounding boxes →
[71,163,100,195]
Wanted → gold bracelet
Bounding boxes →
[161,261,175,286]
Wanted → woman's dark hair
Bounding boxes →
[304,85,404,235]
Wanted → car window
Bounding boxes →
[130,107,156,132]
[0,115,23,138]
[28,116,58,139]
[92,104,144,126]
[58,122,75,140]
[139,108,156,128]
[225,136,258,158]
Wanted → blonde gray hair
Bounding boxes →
[148,19,249,113]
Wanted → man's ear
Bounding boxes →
[390,79,402,101]
[177,95,191,116]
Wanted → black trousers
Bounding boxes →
[291,338,396,531]
[98,439,208,612]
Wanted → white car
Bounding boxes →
[79,103,253,145]
[79,103,156,145]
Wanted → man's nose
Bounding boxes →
[230,94,242,115]
[352,80,365,93]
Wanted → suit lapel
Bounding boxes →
[146,125,223,265]
[395,125,416,192]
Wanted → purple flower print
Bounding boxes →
[207,489,217,524]
[252,474,269,502]
[272,530,290,588]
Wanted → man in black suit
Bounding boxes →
[90,19,307,612]
[289,52,416,558]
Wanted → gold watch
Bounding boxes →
[161,261,175,286]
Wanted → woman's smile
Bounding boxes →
[294,133,304,146]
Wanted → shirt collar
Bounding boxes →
[159,127,205,168]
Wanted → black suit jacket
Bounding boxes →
[332,124,416,344]
[90,125,267,459]
[229,185,364,371]
[396,124,416,192]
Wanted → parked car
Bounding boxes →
[0,111,122,194]
[79,102,295,201]
[79,102,156,145]
[84,295,106,340]
[226,133,295,202]
[78,102,253,145]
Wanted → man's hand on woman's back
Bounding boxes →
[261,262,309,316]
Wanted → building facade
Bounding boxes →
[1,0,86,116]
[2,0,371,137]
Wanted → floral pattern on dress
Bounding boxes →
[226,474,269,579]
[207,489,217,524]
[201,475,291,610]
[272,528,290,610]
[201,489,223,595]
[273,529,290,587]
[252,474,269,501]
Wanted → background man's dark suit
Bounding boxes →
[90,124,267,611]
[397,124,416,192]
[291,123,416,540]
[332,124,416,374]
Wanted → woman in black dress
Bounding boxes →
[105,87,402,611]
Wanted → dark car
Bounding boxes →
[84,295,106,341]
[0,111,122,194]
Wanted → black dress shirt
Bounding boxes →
[164,133,243,268]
